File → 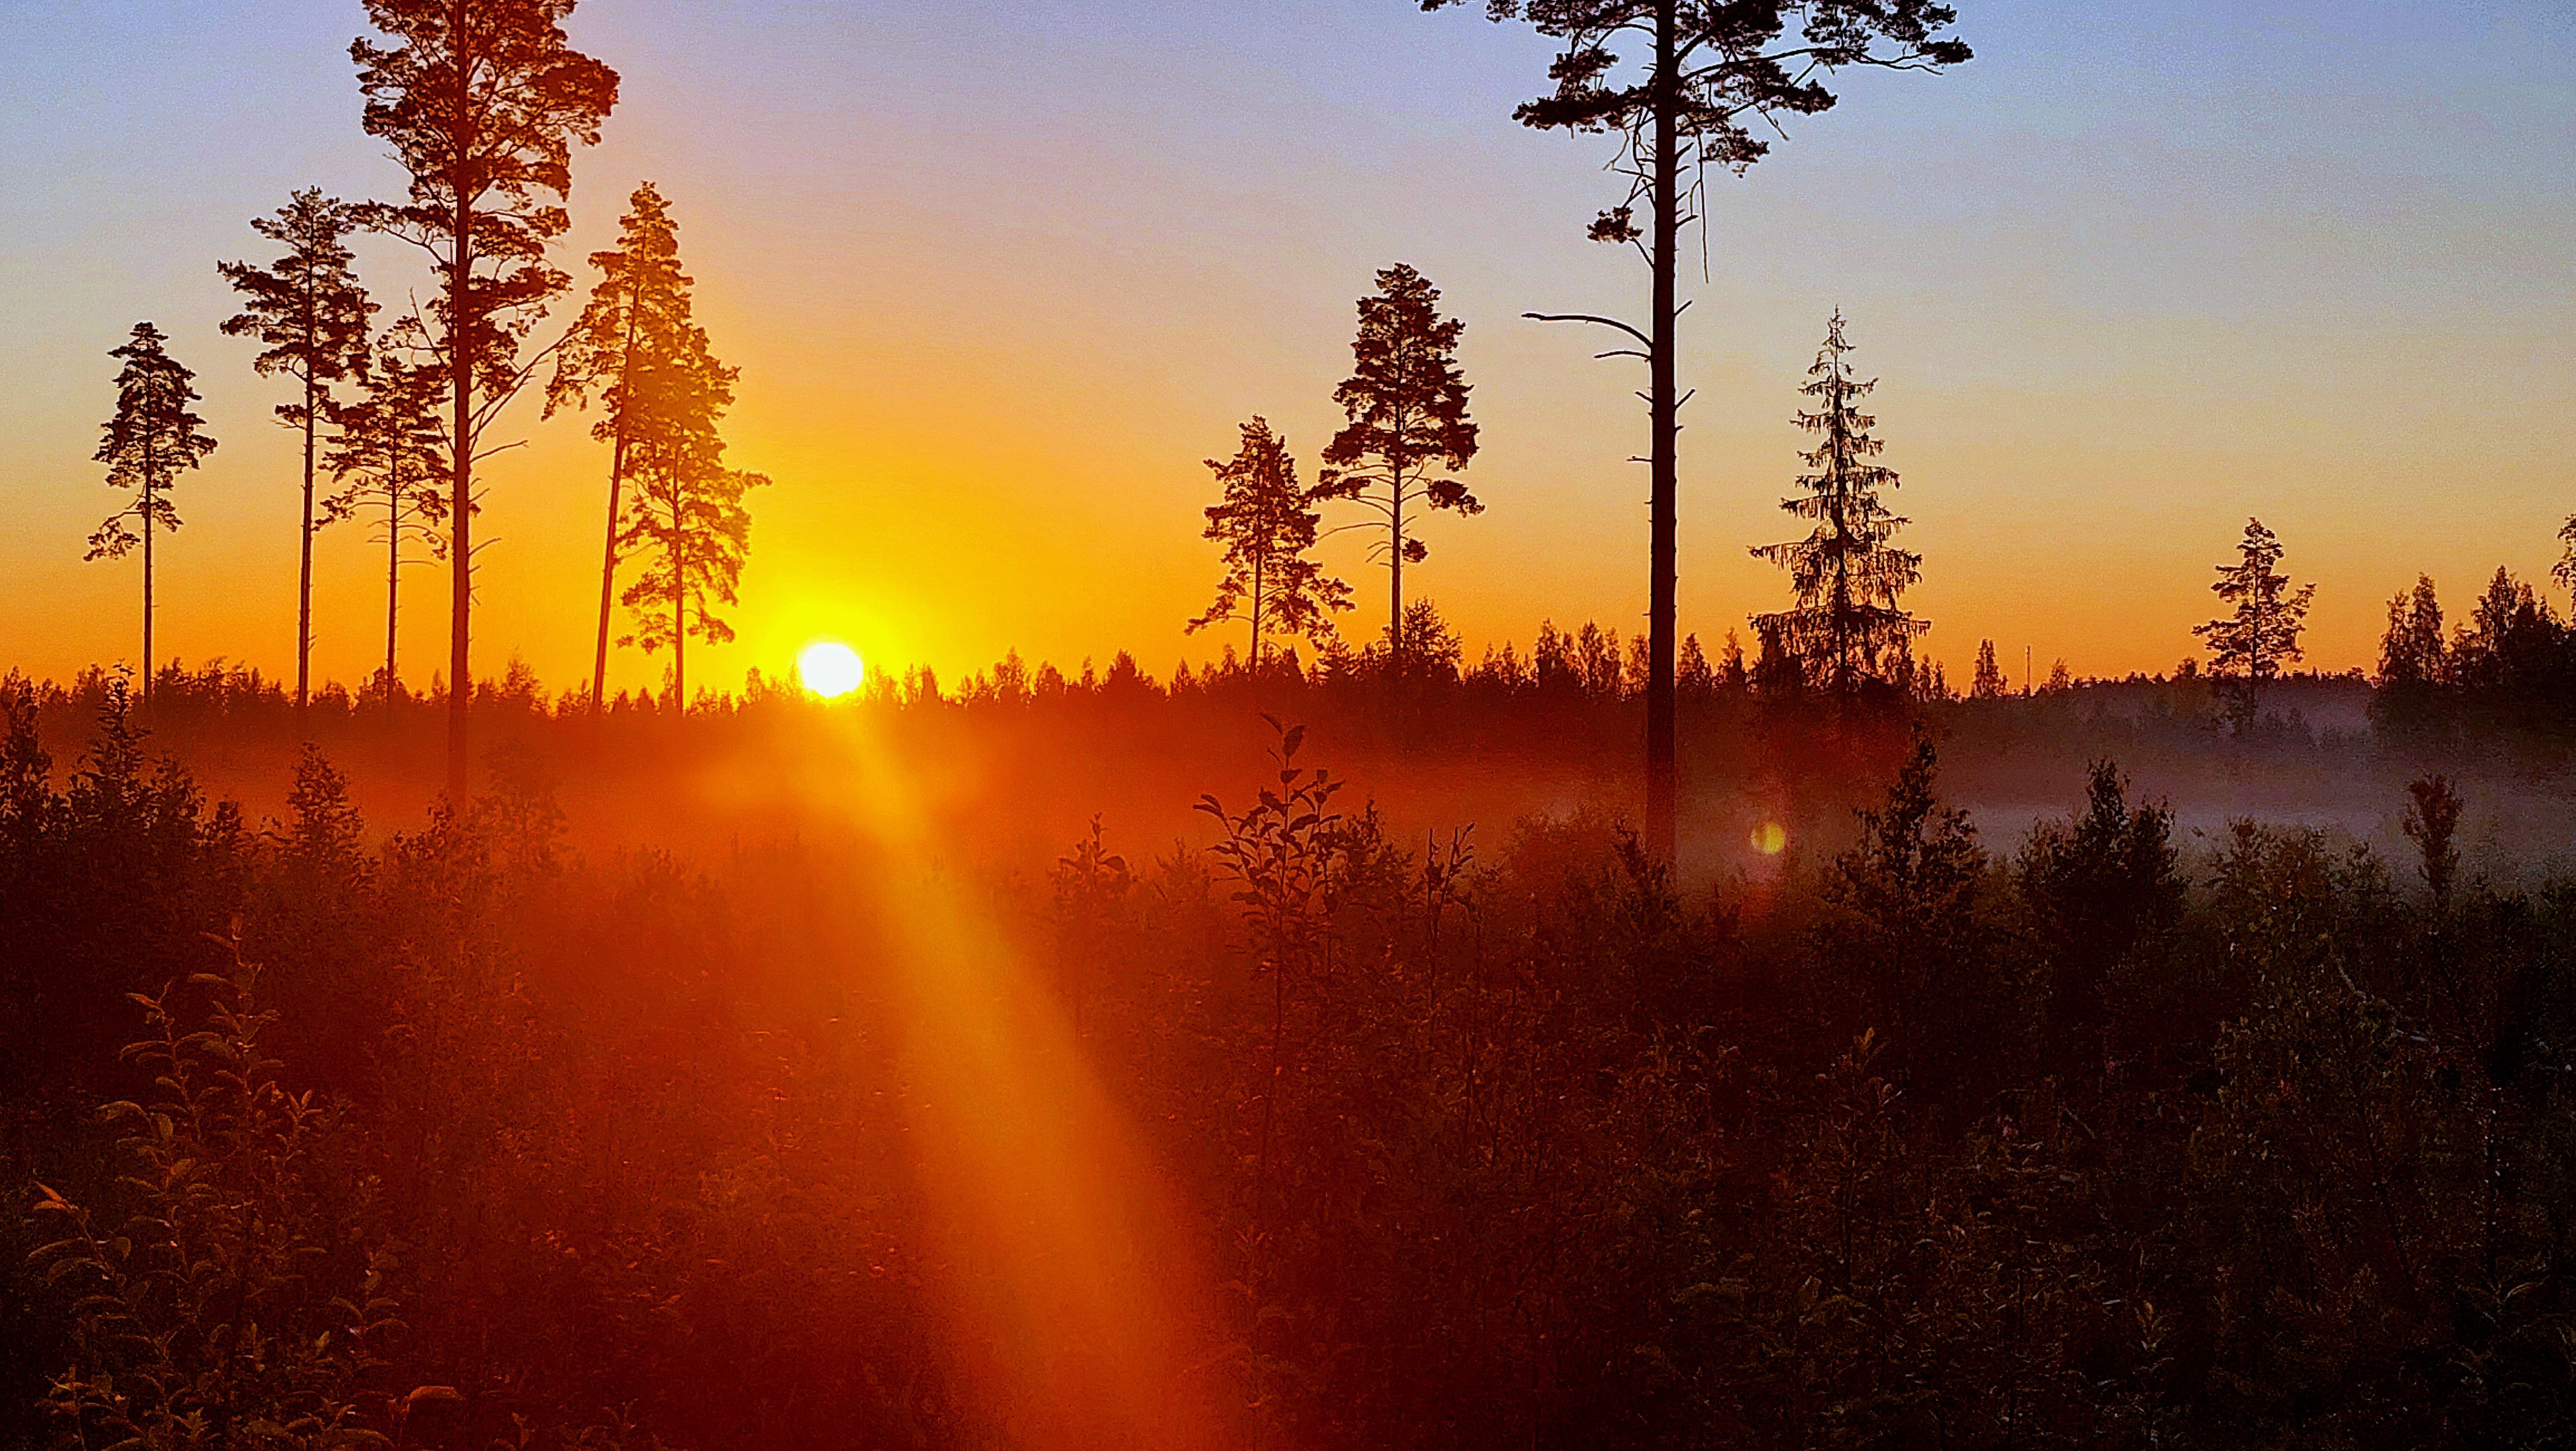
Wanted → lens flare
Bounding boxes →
[1752,821,1788,856]
[798,640,865,698]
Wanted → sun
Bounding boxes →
[1750,821,1788,856]
[798,640,866,699]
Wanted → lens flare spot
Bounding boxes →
[799,640,865,699]
[1752,821,1788,856]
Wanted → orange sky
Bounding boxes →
[4,1,2572,695]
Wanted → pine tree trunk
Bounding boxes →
[1250,554,1265,673]
[386,473,401,704]
[1645,0,1681,860]
[297,373,318,732]
[1389,468,1405,664]
[141,437,156,708]
[445,0,474,804]
[592,427,629,715]
[672,517,687,712]
[591,302,640,715]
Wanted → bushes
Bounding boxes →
[7,710,2576,1450]
[30,960,410,1451]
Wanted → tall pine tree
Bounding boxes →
[87,324,218,704]
[2194,517,2315,731]
[218,188,375,728]
[1750,311,1925,697]
[1189,418,1350,670]
[1317,264,1479,665]
[1422,0,1968,858]
[353,0,617,796]
[322,313,451,703]
[613,338,764,709]
[548,181,700,714]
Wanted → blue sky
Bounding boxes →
[2,0,2570,688]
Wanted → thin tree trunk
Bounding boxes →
[1389,465,1405,662]
[671,513,687,711]
[591,301,640,715]
[592,429,629,714]
[297,372,318,733]
[386,473,401,704]
[141,441,155,708]
[1250,554,1265,673]
[1645,0,1681,859]
[445,0,474,804]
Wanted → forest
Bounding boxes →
[8,1,2576,1449]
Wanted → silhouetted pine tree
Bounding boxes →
[2193,518,2314,731]
[322,313,451,702]
[614,343,765,710]
[353,0,618,796]
[548,181,704,714]
[1318,264,1480,665]
[87,324,218,704]
[1426,0,1969,857]
[1188,418,1350,670]
[1751,312,1925,697]
[219,189,375,728]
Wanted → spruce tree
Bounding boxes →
[548,181,701,713]
[1750,311,1925,696]
[87,324,218,703]
[1189,418,1351,670]
[1972,639,2006,699]
[321,314,451,702]
[1317,264,1480,665]
[2193,517,2315,731]
[218,188,375,728]
[352,0,618,796]
[1423,0,1968,858]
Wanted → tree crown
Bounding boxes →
[217,188,375,425]
[1191,418,1351,657]
[1318,264,1481,561]
[352,0,619,400]
[88,323,218,561]
[1430,0,1969,242]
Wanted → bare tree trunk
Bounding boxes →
[591,303,640,715]
[444,0,474,804]
[1389,466,1406,663]
[385,475,401,703]
[1645,0,1681,859]
[591,427,629,714]
[1250,556,1265,673]
[297,372,318,733]
[670,504,687,712]
[141,444,155,708]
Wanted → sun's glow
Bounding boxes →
[798,640,866,699]
[1752,821,1788,856]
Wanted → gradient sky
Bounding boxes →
[3,0,2572,695]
